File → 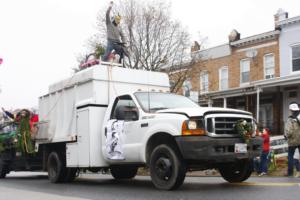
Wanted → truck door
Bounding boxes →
[109,95,142,162]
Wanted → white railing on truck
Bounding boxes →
[270,135,288,158]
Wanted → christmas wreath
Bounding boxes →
[234,119,253,144]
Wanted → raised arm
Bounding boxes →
[106,1,113,24]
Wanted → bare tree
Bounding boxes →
[80,0,209,98]
[167,39,208,94]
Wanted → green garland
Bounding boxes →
[16,110,35,154]
[235,119,253,144]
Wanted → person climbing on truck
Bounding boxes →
[103,1,129,63]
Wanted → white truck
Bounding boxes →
[0,64,262,190]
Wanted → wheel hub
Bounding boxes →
[155,157,172,180]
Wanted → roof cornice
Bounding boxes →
[278,15,300,27]
[200,74,300,99]
[230,30,280,47]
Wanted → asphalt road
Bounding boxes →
[0,172,300,200]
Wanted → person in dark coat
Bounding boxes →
[285,103,300,177]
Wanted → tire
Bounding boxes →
[110,165,138,179]
[64,168,78,182]
[47,151,67,183]
[219,159,253,183]
[0,158,8,179]
[149,144,186,190]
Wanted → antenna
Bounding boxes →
[245,49,258,58]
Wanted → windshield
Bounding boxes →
[134,92,199,113]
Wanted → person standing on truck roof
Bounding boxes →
[103,1,129,63]
[285,103,300,177]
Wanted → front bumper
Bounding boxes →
[175,136,263,163]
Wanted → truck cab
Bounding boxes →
[100,91,262,190]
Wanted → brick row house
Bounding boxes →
[175,9,300,135]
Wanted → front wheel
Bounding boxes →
[149,144,186,190]
[110,166,138,179]
[219,159,253,183]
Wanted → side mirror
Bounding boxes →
[127,109,138,121]
[115,106,139,121]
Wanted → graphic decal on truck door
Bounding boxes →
[105,119,125,160]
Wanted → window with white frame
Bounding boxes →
[219,66,228,90]
[182,79,192,97]
[264,54,275,79]
[240,59,250,84]
[292,45,300,72]
[200,71,208,93]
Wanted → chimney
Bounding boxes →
[228,29,240,42]
[274,8,288,30]
[191,41,201,53]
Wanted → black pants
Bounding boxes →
[103,41,128,63]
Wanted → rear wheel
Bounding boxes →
[64,168,78,182]
[110,165,138,179]
[219,159,253,183]
[0,158,8,179]
[149,144,186,190]
[47,151,66,183]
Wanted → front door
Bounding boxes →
[109,95,143,162]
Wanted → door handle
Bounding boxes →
[141,123,148,128]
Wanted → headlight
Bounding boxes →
[187,120,197,130]
[182,119,206,136]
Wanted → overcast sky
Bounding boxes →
[0,0,300,109]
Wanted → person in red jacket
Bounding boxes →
[258,128,270,176]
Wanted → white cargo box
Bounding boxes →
[37,64,169,143]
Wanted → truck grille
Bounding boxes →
[207,117,252,136]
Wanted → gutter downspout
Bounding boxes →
[223,97,227,108]
[256,87,262,123]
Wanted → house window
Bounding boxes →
[219,66,228,90]
[264,54,275,79]
[292,45,300,72]
[240,59,250,84]
[182,80,192,97]
[200,71,208,93]
[289,91,298,98]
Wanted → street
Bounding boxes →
[0,172,299,200]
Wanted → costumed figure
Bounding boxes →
[103,1,129,63]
